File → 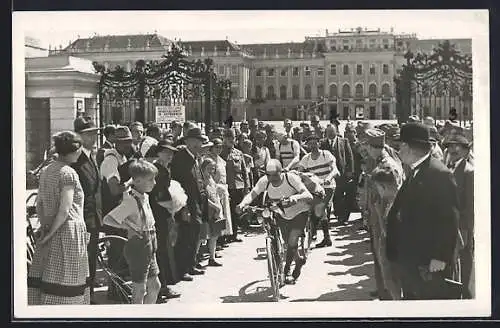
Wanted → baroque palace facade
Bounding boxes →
[48,27,471,122]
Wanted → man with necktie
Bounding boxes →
[72,117,102,303]
[320,124,354,226]
[443,134,475,299]
[386,122,461,300]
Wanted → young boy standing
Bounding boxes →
[103,159,161,304]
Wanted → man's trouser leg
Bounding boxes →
[86,227,99,297]
[460,243,474,299]
[333,177,349,223]
[187,219,201,271]
[229,189,245,239]
[174,221,191,276]
[368,226,385,298]
[319,188,335,241]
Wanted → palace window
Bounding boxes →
[383,64,389,75]
[256,68,263,77]
[342,84,351,98]
[280,85,287,100]
[330,64,337,75]
[292,85,299,99]
[293,67,299,76]
[231,65,238,75]
[329,84,337,98]
[304,66,311,77]
[281,68,287,76]
[343,64,349,75]
[304,85,312,99]
[356,64,363,75]
[355,84,364,98]
[255,85,263,98]
[268,68,275,77]
[381,83,391,97]
[368,83,377,97]
[317,67,324,77]
[218,65,225,75]
[266,85,275,99]
[256,108,261,116]
[317,84,324,98]
[370,64,376,75]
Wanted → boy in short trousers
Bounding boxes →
[104,159,161,304]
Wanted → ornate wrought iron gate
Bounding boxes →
[93,44,232,135]
[395,41,472,125]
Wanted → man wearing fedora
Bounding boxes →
[71,117,102,303]
[386,122,460,300]
[99,125,135,301]
[171,126,207,280]
[443,134,475,299]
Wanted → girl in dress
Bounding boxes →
[200,158,227,267]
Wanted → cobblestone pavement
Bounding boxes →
[94,213,376,304]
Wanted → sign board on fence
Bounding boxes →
[155,105,185,124]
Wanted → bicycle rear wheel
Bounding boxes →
[265,238,280,302]
[96,235,131,304]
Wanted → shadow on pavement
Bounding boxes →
[290,217,376,302]
[220,280,286,303]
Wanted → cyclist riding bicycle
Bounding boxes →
[296,134,340,248]
[236,159,313,284]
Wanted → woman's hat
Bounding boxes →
[395,122,431,145]
[114,126,133,141]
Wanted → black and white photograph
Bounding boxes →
[12,9,490,318]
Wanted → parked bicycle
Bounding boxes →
[25,192,132,304]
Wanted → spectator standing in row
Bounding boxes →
[386,122,460,300]
[221,128,249,243]
[99,126,135,301]
[71,117,102,304]
[248,118,259,143]
[443,134,475,299]
[148,140,182,300]
[320,124,354,225]
[239,120,249,135]
[310,115,324,138]
[344,123,362,213]
[28,131,90,305]
[171,127,207,280]
[362,128,404,300]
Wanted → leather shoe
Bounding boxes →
[215,253,222,258]
[181,273,193,281]
[164,287,181,299]
[369,291,379,297]
[315,239,332,248]
[292,257,306,279]
[233,238,243,242]
[189,268,205,275]
[208,259,222,267]
[195,263,204,270]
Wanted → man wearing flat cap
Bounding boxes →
[71,117,102,302]
[443,134,474,299]
[386,122,461,300]
[361,128,404,300]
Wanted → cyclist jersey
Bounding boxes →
[276,139,300,169]
[252,172,309,220]
[299,150,339,185]
[254,146,270,169]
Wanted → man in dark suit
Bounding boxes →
[170,127,207,281]
[444,134,474,299]
[386,122,460,300]
[320,123,354,228]
[72,117,102,303]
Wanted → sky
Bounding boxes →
[15,10,488,48]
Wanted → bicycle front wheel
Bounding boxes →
[265,238,280,302]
